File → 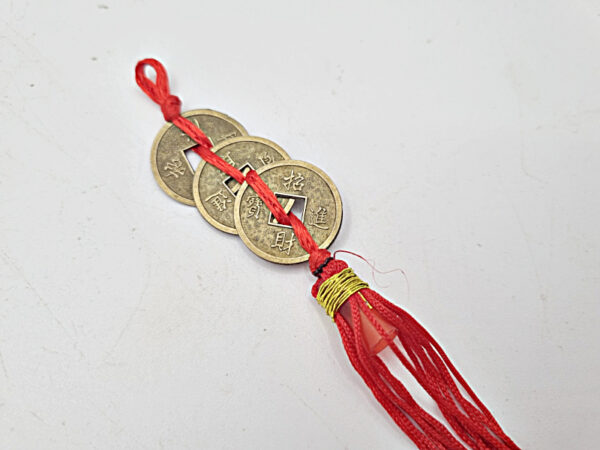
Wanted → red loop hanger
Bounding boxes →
[135,58,182,122]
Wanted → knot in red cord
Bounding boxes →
[160,94,182,122]
[310,250,349,297]
[309,249,332,274]
[135,58,181,122]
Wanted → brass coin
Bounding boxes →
[234,160,343,264]
[192,137,291,234]
[151,109,247,205]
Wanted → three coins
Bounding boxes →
[151,110,342,264]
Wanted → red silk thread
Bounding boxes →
[136,58,519,449]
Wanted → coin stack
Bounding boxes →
[151,109,343,264]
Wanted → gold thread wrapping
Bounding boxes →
[316,268,369,319]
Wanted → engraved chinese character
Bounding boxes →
[164,157,186,178]
[258,152,273,166]
[271,231,295,255]
[217,131,238,143]
[307,206,329,230]
[282,170,305,191]
[223,151,236,167]
[205,189,232,212]
[246,196,263,220]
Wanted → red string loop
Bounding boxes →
[135,58,181,122]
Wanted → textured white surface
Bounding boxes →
[1,1,599,449]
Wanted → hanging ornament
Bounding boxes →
[135,58,519,450]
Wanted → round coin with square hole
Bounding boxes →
[193,137,290,234]
[151,109,247,205]
[234,160,342,264]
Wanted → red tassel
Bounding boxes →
[310,251,519,450]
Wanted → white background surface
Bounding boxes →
[1,1,599,449]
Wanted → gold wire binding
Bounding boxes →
[316,268,369,319]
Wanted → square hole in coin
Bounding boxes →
[184,148,203,172]
[268,193,307,229]
[223,163,254,196]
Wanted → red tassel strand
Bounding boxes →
[136,58,519,449]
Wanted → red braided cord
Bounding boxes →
[365,291,519,449]
[337,304,465,450]
[135,58,319,256]
[350,304,466,448]
[357,297,491,448]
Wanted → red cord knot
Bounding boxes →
[309,249,332,274]
[310,249,349,296]
[161,94,182,122]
